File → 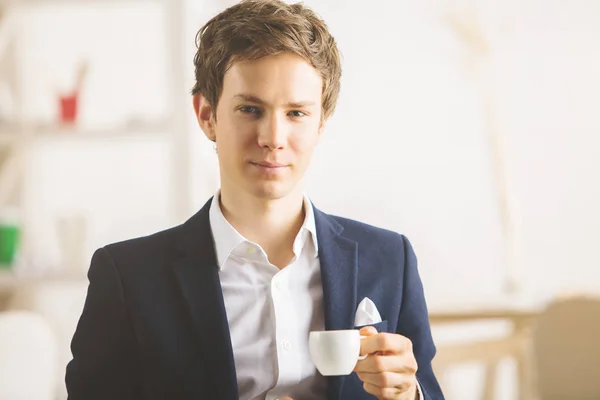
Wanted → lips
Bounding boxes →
[250,161,288,175]
[251,161,287,168]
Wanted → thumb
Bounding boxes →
[359,325,378,337]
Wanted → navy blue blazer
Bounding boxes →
[66,198,444,399]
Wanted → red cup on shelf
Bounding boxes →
[59,93,78,124]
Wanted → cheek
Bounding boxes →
[300,122,322,145]
[217,120,254,151]
[290,132,320,158]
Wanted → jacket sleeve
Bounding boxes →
[66,247,140,399]
[397,235,445,400]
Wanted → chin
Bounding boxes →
[249,181,295,200]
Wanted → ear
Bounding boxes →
[193,93,216,142]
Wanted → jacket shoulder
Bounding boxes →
[98,224,183,273]
[331,214,405,242]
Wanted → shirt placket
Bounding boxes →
[265,268,303,400]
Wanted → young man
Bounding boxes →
[66,1,444,399]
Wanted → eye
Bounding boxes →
[288,110,306,117]
[239,106,260,115]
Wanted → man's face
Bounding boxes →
[195,52,325,201]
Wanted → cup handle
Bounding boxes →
[357,335,368,360]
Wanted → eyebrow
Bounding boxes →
[233,93,316,108]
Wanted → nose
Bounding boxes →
[257,113,287,150]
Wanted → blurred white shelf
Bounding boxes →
[0,268,87,289]
[0,121,171,145]
[30,123,171,141]
[0,266,87,288]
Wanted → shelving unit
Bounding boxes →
[0,121,172,142]
[0,0,190,277]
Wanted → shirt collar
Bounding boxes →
[209,192,247,269]
[300,196,319,255]
[209,191,319,270]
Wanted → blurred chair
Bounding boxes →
[7,279,88,400]
[0,310,58,400]
[531,295,600,400]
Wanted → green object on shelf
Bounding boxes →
[0,223,19,267]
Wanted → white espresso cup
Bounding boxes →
[309,330,367,376]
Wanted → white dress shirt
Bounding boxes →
[209,193,423,400]
[210,194,327,400]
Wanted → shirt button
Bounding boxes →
[246,246,256,255]
[282,340,292,350]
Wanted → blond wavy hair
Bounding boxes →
[191,0,342,121]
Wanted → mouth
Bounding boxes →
[250,161,288,172]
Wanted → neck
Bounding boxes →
[218,186,306,268]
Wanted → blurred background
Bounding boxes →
[0,0,599,398]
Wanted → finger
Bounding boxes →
[360,332,412,356]
[359,326,378,337]
[354,353,418,375]
[357,371,417,394]
[355,370,405,388]
[362,382,402,400]
[358,326,379,358]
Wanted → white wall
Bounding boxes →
[499,0,600,299]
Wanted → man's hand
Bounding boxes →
[354,326,419,400]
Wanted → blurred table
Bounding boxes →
[429,301,543,400]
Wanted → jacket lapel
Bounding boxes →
[171,197,238,400]
[313,206,359,400]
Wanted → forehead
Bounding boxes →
[221,53,323,102]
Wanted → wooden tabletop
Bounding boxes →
[428,296,545,323]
